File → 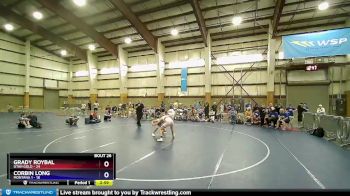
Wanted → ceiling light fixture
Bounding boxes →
[318,2,329,10]
[60,50,67,56]
[4,23,14,31]
[32,11,43,20]
[171,29,179,36]
[100,67,119,74]
[130,64,157,72]
[88,44,95,51]
[168,59,205,69]
[75,70,89,77]
[232,16,242,26]
[73,0,86,7]
[124,37,132,44]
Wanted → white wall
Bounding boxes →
[2,21,347,106]
[0,32,69,98]
[163,49,205,97]
[96,59,120,97]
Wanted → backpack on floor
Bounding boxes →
[18,123,25,129]
[311,127,324,138]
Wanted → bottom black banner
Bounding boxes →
[58,189,192,196]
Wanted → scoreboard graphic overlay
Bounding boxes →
[7,153,116,186]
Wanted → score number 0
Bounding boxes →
[104,161,110,179]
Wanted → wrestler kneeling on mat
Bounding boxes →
[151,114,175,142]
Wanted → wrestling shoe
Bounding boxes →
[152,133,156,137]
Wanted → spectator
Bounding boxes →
[276,109,290,130]
[297,103,307,127]
[121,103,127,117]
[81,103,86,114]
[63,100,68,109]
[160,101,165,113]
[66,115,79,126]
[88,111,101,123]
[90,111,98,120]
[275,103,281,115]
[112,105,117,113]
[204,102,210,119]
[173,100,179,109]
[252,104,259,112]
[244,107,252,124]
[259,105,267,127]
[286,107,295,126]
[267,107,278,127]
[212,102,217,120]
[286,104,294,111]
[219,103,224,114]
[104,108,112,121]
[93,101,99,112]
[190,107,200,122]
[155,107,161,118]
[252,109,260,125]
[268,102,273,109]
[229,106,237,125]
[316,104,326,115]
[7,104,14,112]
[87,102,91,111]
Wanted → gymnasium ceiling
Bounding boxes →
[0,0,349,61]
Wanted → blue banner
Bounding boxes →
[282,28,350,58]
[2,188,56,196]
[181,68,187,92]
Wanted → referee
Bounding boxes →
[136,101,144,126]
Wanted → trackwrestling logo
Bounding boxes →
[2,188,56,196]
[290,37,348,47]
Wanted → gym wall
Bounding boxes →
[0,32,69,110]
[71,60,90,98]
[1,20,348,113]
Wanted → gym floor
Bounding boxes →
[0,112,350,190]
